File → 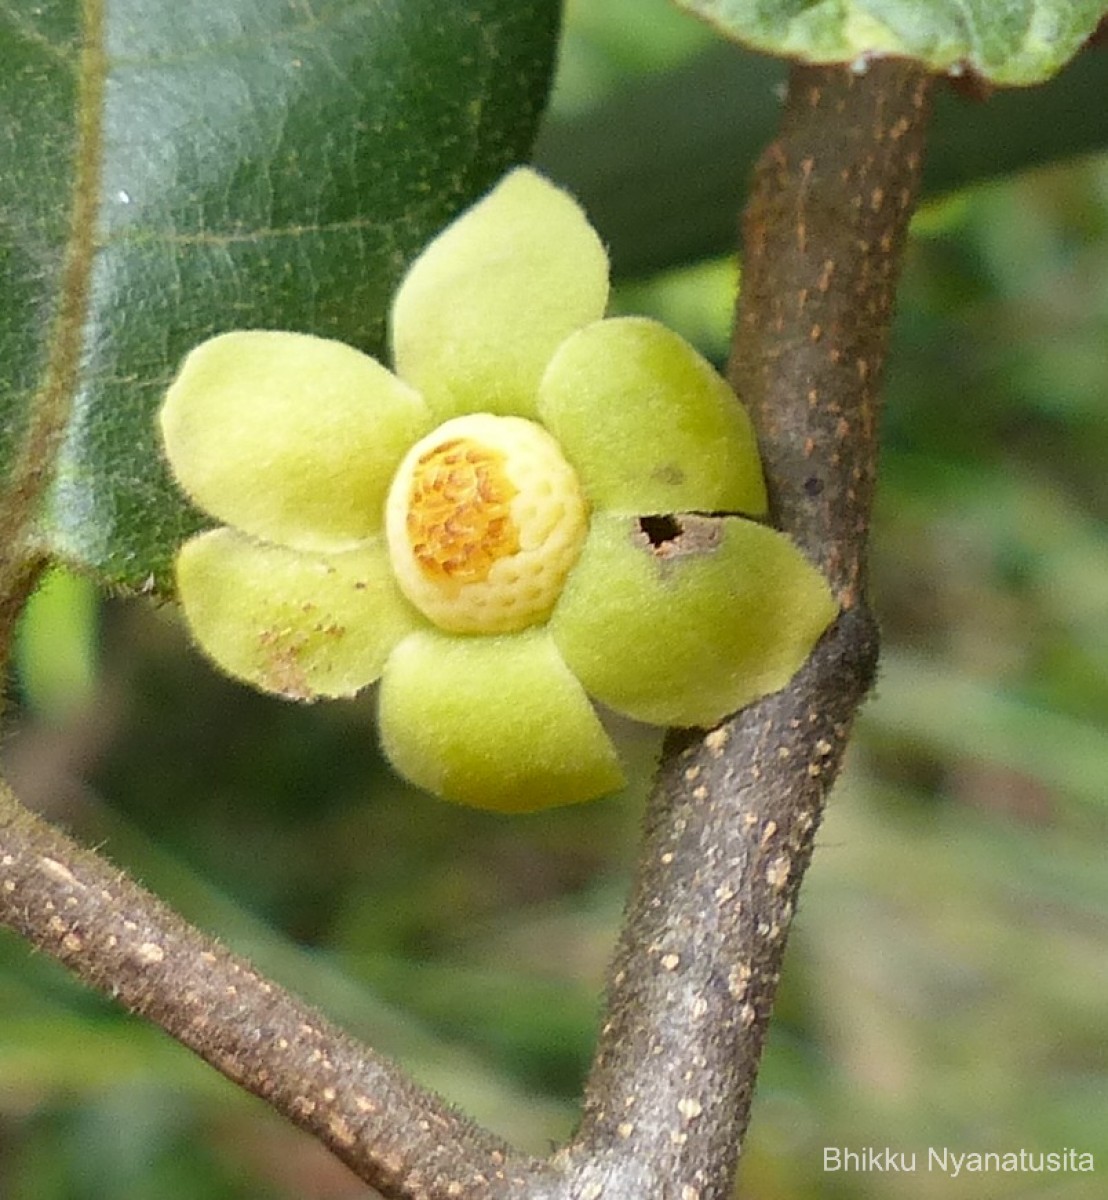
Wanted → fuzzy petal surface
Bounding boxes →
[391,168,609,421]
[378,629,625,812]
[551,513,837,727]
[177,529,419,700]
[538,317,767,516]
[161,332,431,552]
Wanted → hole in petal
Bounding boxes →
[638,514,682,548]
[635,514,724,560]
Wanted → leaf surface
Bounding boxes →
[674,0,1107,85]
[0,0,560,589]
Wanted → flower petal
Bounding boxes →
[391,168,609,421]
[551,513,837,727]
[161,332,431,552]
[176,529,419,700]
[378,629,625,811]
[538,317,767,516]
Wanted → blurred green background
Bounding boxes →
[3,2,1107,1197]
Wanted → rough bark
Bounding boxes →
[0,779,552,1199]
[561,60,932,1200]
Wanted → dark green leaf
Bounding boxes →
[0,0,560,590]
[673,0,1107,85]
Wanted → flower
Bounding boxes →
[158,168,836,812]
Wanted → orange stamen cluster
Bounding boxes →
[406,438,520,588]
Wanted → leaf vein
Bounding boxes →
[0,0,106,586]
[98,216,395,250]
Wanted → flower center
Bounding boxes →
[386,415,588,633]
[406,438,521,585]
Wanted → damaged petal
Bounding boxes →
[634,513,724,559]
[552,512,836,726]
[176,530,418,700]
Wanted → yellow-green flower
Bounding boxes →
[159,168,835,812]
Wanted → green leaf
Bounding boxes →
[672,0,1107,86]
[0,0,560,591]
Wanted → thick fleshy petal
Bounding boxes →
[161,332,431,552]
[551,513,837,727]
[538,317,767,516]
[176,529,419,700]
[391,169,609,421]
[378,629,625,812]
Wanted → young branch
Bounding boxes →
[0,780,550,1200]
[561,61,933,1200]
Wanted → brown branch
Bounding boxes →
[561,61,933,1200]
[736,62,931,599]
[0,779,550,1200]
